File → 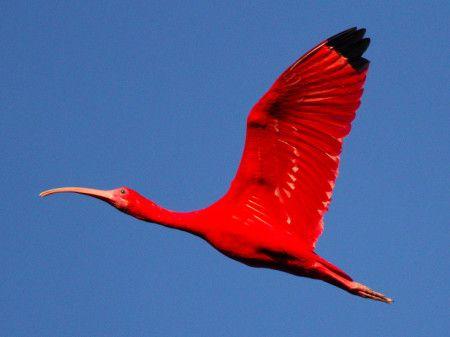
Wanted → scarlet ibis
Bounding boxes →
[41,28,392,303]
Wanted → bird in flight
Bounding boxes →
[41,27,392,303]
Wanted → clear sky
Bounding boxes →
[1,1,448,336]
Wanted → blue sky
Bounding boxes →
[1,1,448,336]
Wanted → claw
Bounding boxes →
[352,282,393,304]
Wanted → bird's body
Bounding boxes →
[117,188,356,295]
[41,28,393,303]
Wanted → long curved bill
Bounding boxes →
[39,187,114,202]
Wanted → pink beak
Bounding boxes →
[39,187,115,202]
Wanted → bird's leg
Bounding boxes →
[350,282,393,303]
[313,260,393,304]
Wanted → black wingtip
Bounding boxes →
[327,27,370,72]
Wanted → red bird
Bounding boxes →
[41,28,392,303]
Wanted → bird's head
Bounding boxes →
[39,186,143,215]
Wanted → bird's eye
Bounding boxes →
[120,189,126,194]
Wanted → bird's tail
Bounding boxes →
[314,254,353,281]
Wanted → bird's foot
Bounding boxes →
[351,282,393,304]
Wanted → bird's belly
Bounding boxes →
[208,231,261,260]
[205,227,292,267]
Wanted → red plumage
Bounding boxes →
[41,28,392,303]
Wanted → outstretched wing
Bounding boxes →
[227,28,370,248]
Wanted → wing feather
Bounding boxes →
[227,28,370,248]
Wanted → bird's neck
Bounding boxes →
[126,196,205,237]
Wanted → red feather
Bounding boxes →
[41,28,393,303]
[228,29,368,248]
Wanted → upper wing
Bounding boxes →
[226,28,370,248]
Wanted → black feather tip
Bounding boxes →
[327,27,370,72]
